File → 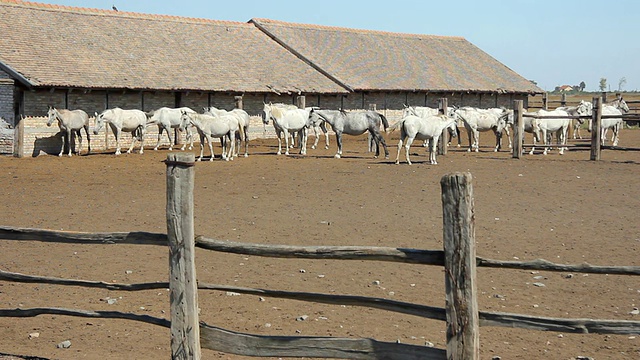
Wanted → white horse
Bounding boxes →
[146,107,196,151]
[402,105,461,147]
[46,107,91,156]
[180,111,238,161]
[389,114,457,165]
[203,106,250,157]
[528,108,571,155]
[94,108,147,155]
[309,109,389,159]
[578,99,628,146]
[556,105,585,140]
[262,103,310,156]
[453,107,508,152]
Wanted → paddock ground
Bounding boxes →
[0,129,639,359]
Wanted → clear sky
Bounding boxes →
[40,0,639,92]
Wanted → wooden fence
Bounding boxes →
[1,153,640,359]
[512,96,640,161]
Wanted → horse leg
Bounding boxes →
[321,122,330,149]
[154,126,163,151]
[334,132,342,158]
[196,133,204,161]
[466,128,473,152]
[283,130,291,156]
[114,129,122,155]
[311,125,319,149]
[300,129,307,155]
[276,129,283,155]
[57,131,65,157]
[75,130,82,156]
[373,131,389,159]
[473,130,480,152]
[227,133,235,161]
[84,125,91,154]
[404,137,415,165]
[430,137,438,164]
[395,137,403,165]
[456,127,461,147]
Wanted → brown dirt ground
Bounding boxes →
[0,129,639,360]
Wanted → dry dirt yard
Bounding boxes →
[0,129,639,360]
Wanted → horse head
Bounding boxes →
[46,106,58,127]
[178,110,192,131]
[93,111,107,135]
[615,99,630,113]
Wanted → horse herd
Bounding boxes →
[44,98,630,164]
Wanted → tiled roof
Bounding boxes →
[251,18,543,94]
[0,1,348,94]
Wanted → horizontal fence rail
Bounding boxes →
[2,226,639,276]
[3,264,640,336]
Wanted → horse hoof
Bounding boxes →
[325,146,329,150]
[334,154,341,159]
[311,145,317,149]
[395,161,400,165]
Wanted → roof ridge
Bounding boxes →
[251,18,466,40]
[0,0,250,26]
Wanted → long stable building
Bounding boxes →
[0,0,542,156]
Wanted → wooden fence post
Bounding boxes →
[542,92,548,110]
[601,92,607,103]
[296,96,306,109]
[560,93,566,107]
[13,115,24,158]
[438,98,448,155]
[441,172,479,360]
[512,100,524,159]
[590,97,602,161]
[234,96,243,110]
[166,153,201,360]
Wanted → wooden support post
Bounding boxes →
[601,91,607,103]
[296,96,306,109]
[438,98,448,155]
[542,92,548,110]
[560,93,566,107]
[512,100,524,159]
[13,115,24,158]
[590,97,602,161]
[441,172,479,360]
[234,96,243,110]
[166,153,201,360]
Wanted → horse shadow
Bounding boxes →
[32,132,65,157]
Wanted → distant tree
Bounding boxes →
[579,81,586,92]
[599,78,607,92]
[618,77,627,91]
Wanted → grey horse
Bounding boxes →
[309,109,389,159]
[46,106,91,157]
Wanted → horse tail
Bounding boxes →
[379,113,389,132]
[387,119,404,133]
[237,120,245,142]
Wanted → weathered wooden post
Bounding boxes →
[166,153,201,360]
[590,97,602,161]
[542,92,548,110]
[512,100,524,159]
[441,172,479,360]
[297,95,306,109]
[601,91,607,103]
[438,98,448,155]
[13,115,24,158]
[234,95,243,110]
[560,93,567,107]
